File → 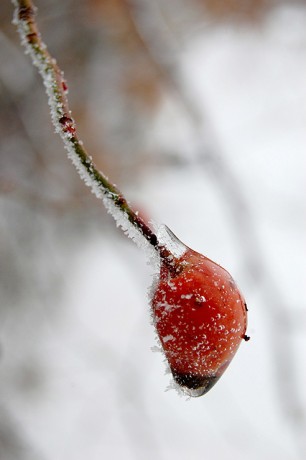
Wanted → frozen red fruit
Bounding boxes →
[152,246,248,397]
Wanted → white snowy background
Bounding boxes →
[0,1,305,459]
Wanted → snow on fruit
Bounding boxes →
[152,227,248,397]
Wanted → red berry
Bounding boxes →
[152,245,248,397]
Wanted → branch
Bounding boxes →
[12,0,170,258]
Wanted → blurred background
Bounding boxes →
[0,0,305,459]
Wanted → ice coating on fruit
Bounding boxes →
[152,246,248,397]
[157,225,187,259]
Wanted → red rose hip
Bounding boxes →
[152,231,248,397]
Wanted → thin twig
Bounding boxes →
[12,0,166,256]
